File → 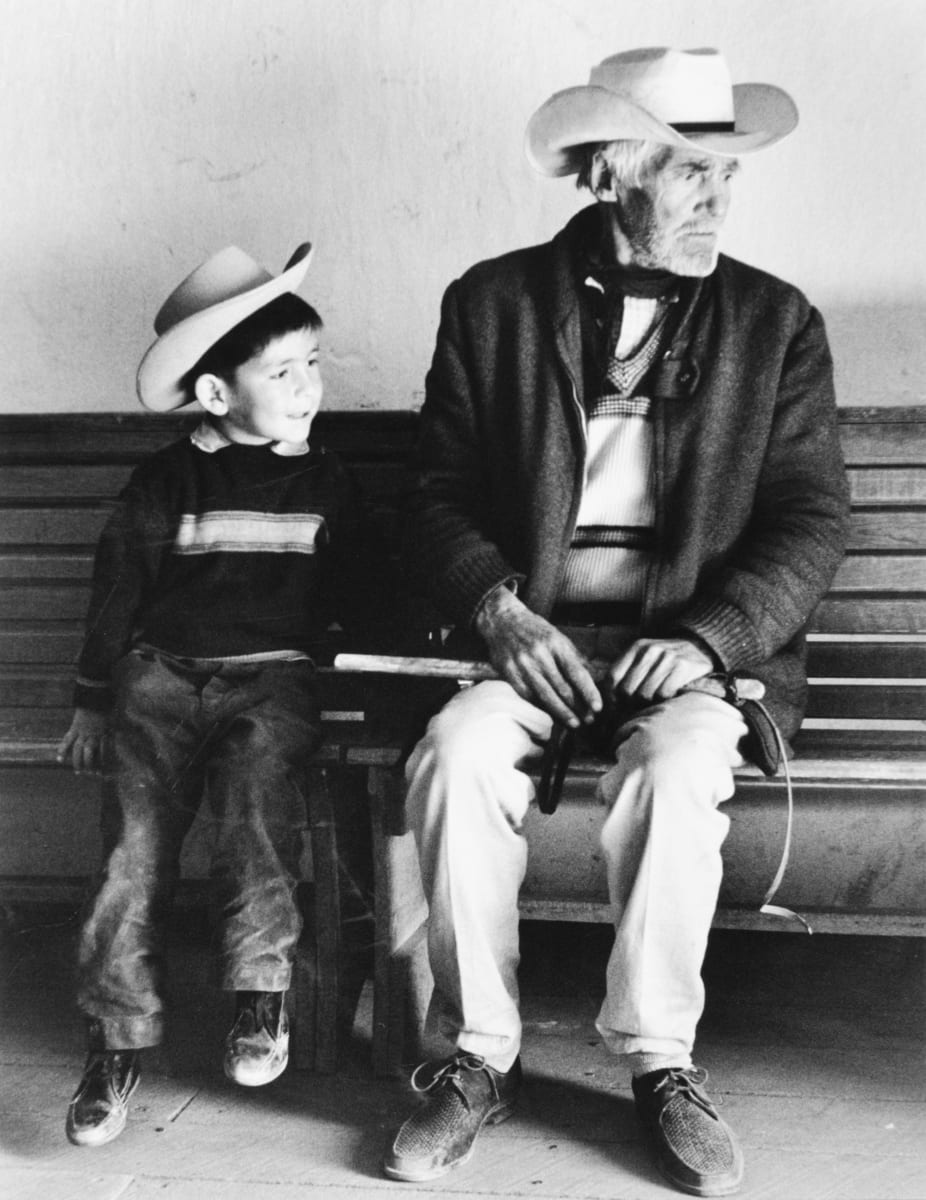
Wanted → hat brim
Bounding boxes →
[525,82,798,177]
[136,242,314,412]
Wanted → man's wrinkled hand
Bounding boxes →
[475,586,601,727]
[57,708,108,774]
[607,638,715,703]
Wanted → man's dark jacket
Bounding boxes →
[406,205,851,740]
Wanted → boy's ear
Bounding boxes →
[193,373,231,415]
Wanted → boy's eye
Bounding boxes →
[271,367,289,380]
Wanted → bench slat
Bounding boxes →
[846,466,926,504]
[832,555,926,590]
[811,596,926,633]
[846,511,926,550]
[806,639,926,676]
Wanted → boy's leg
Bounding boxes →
[203,660,320,1084]
[76,652,206,1050]
[70,652,205,1145]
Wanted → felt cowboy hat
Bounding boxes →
[136,241,314,412]
[525,46,798,177]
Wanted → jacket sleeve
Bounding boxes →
[73,469,172,711]
[676,306,851,670]
[405,280,525,628]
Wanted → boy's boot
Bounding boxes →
[223,990,289,1086]
[65,1049,141,1147]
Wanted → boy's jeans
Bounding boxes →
[77,649,321,1049]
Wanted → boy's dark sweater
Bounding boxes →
[75,434,364,711]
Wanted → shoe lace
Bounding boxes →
[653,1067,720,1118]
[410,1052,493,1113]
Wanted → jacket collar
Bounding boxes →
[189,420,310,457]
[550,204,710,403]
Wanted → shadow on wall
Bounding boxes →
[823,303,926,407]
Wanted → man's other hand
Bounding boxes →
[607,638,715,703]
[475,586,602,727]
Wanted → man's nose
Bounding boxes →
[699,176,731,217]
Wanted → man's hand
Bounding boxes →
[475,586,602,727]
[56,708,108,774]
[607,638,715,703]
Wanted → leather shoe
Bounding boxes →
[223,991,289,1086]
[65,1050,141,1147]
[633,1066,744,1196]
[384,1051,521,1182]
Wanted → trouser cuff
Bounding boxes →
[85,1014,163,1051]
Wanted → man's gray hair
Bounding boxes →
[575,139,671,193]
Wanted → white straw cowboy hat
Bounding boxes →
[136,241,314,412]
[525,47,798,177]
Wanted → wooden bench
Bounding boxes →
[1,408,924,1077]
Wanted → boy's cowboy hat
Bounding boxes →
[525,47,798,177]
[136,242,313,412]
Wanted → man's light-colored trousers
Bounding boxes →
[404,679,748,1073]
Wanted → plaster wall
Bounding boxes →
[2,0,924,413]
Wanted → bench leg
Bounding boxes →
[292,765,375,1073]
[369,764,432,1077]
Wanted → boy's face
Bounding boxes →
[214,327,322,445]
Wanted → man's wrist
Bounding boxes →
[474,580,522,637]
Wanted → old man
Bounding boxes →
[384,47,849,1196]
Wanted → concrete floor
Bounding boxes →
[1,908,924,1200]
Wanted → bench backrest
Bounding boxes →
[0,408,923,760]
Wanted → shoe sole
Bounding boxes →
[65,1073,140,1148]
[382,1097,517,1183]
[223,1049,289,1087]
[639,1117,745,1197]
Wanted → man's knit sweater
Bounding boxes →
[74,425,359,711]
[406,204,851,739]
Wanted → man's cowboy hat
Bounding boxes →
[136,242,314,412]
[525,47,798,177]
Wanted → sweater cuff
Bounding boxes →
[74,677,114,713]
[432,545,526,628]
[675,597,766,672]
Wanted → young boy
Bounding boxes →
[59,241,359,1146]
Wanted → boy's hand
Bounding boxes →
[57,708,108,774]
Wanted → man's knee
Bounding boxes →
[599,694,746,809]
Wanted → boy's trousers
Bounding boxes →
[77,649,321,1050]
[404,678,748,1073]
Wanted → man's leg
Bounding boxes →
[69,652,204,1146]
[205,660,320,1086]
[596,690,748,1196]
[383,681,550,1182]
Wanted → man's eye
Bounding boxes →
[271,368,289,379]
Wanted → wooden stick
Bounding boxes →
[332,652,765,700]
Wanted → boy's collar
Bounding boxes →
[189,420,310,457]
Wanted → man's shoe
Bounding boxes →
[223,991,289,1086]
[65,1050,141,1147]
[632,1067,744,1197]
[383,1051,521,1182]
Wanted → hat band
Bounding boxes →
[669,121,736,133]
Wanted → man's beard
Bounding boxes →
[620,196,720,277]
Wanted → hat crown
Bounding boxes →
[154,246,274,336]
[589,46,734,126]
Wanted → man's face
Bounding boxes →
[617,147,740,276]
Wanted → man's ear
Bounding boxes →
[193,373,231,416]
[588,149,620,203]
